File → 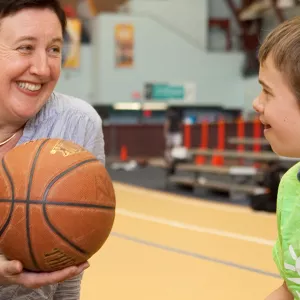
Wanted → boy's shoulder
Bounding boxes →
[279,161,300,187]
[277,161,300,212]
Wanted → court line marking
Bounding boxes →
[114,182,274,216]
[117,208,276,246]
[112,232,280,279]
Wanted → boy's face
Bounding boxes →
[253,55,300,157]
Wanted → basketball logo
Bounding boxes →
[44,248,76,269]
[50,140,86,157]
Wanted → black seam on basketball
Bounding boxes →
[42,158,99,255]
[0,199,115,209]
[0,159,15,236]
[26,139,50,270]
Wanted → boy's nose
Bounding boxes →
[252,97,264,113]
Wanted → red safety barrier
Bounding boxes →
[253,117,262,168]
[236,115,245,165]
[236,115,245,152]
[184,123,191,149]
[218,117,225,150]
[253,117,261,152]
[195,119,208,164]
[211,117,225,166]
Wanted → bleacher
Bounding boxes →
[148,116,298,203]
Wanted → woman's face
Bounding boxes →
[0,8,63,125]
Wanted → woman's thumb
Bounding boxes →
[0,259,22,277]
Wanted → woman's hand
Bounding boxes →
[0,254,89,289]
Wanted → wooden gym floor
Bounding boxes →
[80,182,281,300]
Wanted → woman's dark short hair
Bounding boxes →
[0,0,66,34]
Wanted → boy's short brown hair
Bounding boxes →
[259,16,300,99]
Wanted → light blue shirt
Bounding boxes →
[17,91,105,164]
[0,91,105,299]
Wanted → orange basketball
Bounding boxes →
[0,138,116,272]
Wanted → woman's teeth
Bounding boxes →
[17,82,42,92]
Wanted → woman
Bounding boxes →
[0,0,105,299]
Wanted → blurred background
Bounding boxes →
[56,1,300,298]
[56,0,300,207]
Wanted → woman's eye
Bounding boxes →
[18,45,33,53]
[49,47,61,56]
[51,47,61,53]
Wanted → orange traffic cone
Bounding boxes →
[120,145,128,161]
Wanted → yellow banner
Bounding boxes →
[115,24,134,68]
[63,18,82,68]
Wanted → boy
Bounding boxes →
[253,16,300,299]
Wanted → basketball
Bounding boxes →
[0,138,116,272]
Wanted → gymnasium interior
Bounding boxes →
[58,0,300,299]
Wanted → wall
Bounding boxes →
[55,45,94,104]
[128,0,208,49]
[92,13,245,109]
